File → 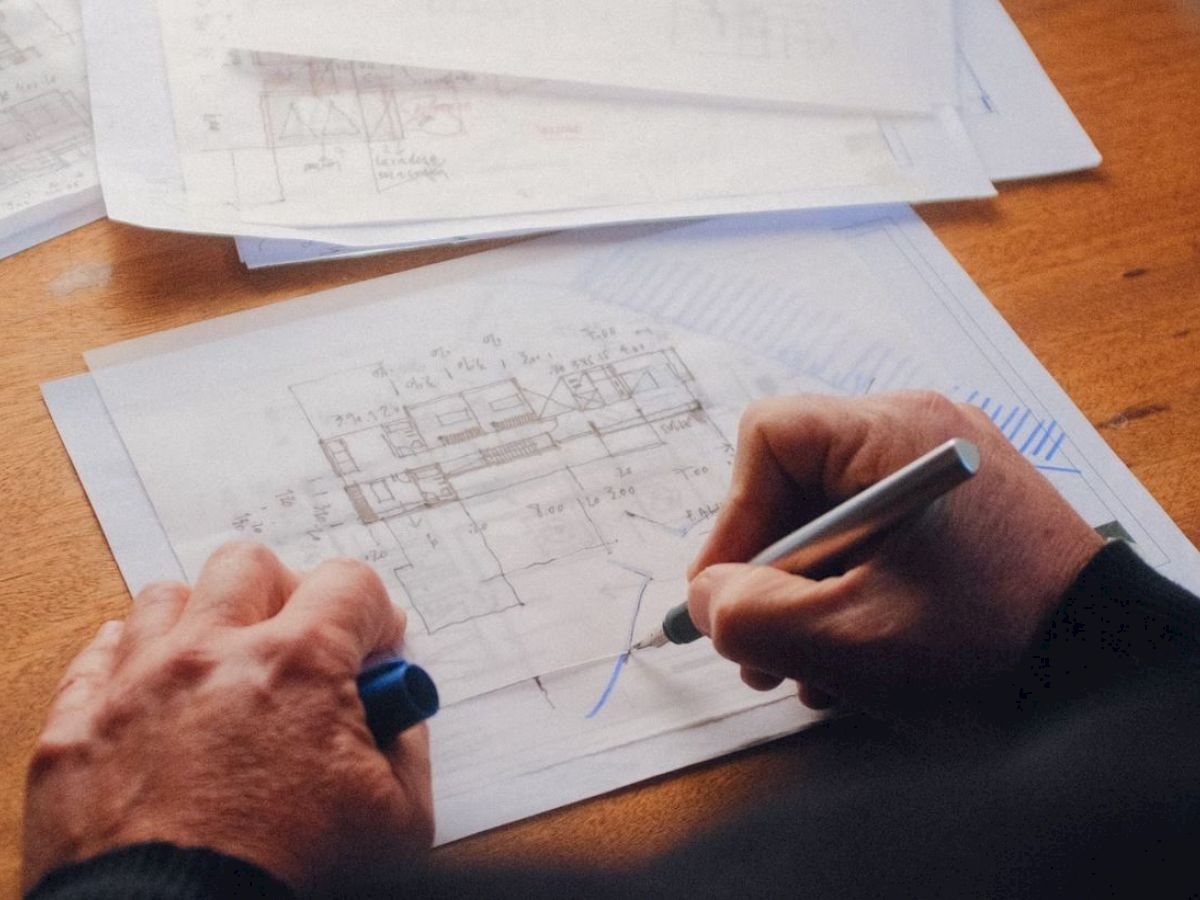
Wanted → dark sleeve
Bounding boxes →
[1017,538,1200,706]
[24,842,293,900]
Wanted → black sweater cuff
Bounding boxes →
[25,842,294,900]
[1019,539,1200,707]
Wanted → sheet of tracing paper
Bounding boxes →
[83,0,992,245]
[230,0,1099,268]
[0,0,104,259]
[44,206,1197,843]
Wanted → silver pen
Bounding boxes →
[631,437,981,650]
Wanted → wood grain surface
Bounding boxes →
[2,1,1198,894]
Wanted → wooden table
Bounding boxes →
[2,0,1198,894]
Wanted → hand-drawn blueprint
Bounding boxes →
[70,207,1200,845]
[0,0,101,255]
[90,278,824,705]
[153,0,991,229]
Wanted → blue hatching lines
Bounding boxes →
[963,390,1079,474]
[585,567,652,719]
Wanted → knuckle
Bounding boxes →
[738,397,783,438]
[155,641,219,688]
[957,400,1003,438]
[908,389,958,423]
[260,623,347,681]
[134,580,189,607]
[27,733,91,785]
[211,539,280,571]
[319,556,386,594]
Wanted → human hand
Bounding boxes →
[687,392,1104,711]
[23,542,433,895]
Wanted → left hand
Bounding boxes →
[23,541,434,895]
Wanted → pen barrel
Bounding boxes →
[749,438,979,573]
[356,659,440,747]
[663,603,704,644]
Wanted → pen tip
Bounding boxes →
[631,631,669,651]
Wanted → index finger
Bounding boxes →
[269,558,404,665]
[689,395,860,576]
[690,392,974,577]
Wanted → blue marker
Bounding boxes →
[356,659,439,747]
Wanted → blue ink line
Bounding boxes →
[1046,430,1066,462]
[1020,420,1044,455]
[1008,409,1030,441]
[999,406,1018,433]
[1032,419,1056,457]
[966,389,979,403]
[585,575,651,719]
[585,653,630,719]
[1036,464,1081,474]
[979,396,991,414]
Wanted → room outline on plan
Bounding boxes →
[288,346,734,636]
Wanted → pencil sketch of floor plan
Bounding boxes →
[159,0,989,230]
[0,0,99,226]
[290,349,732,637]
[0,89,91,188]
[220,54,467,207]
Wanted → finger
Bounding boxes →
[271,558,403,666]
[381,722,435,849]
[43,620,125,737]
[740,666,784,691]
[798,682,838,710]
[690,392,983,579]
[180,541,300,629]
[689,395,867,577]
[689,562,847,680]
[120,581,190,653]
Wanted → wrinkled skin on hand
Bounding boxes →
[687,391,1104,711]
[23,542,433,895]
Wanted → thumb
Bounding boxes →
[688,564,829,681]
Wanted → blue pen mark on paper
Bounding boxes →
[585,567,652,719]
[957,390,1081,475]
[585,652,630,719]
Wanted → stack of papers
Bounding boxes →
[0,0,1101,264]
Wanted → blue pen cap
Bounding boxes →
[356,659,439,747]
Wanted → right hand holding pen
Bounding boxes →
[687,392,1104,711]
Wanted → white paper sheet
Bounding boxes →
[157,0,990,228]
[42,375,183,594]
[50,206,1199,843]
[232,0,1102,269]
[956,0,1099,180]
[0,0,103,259]
[85,0,993,246]
[233,0,956,115]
